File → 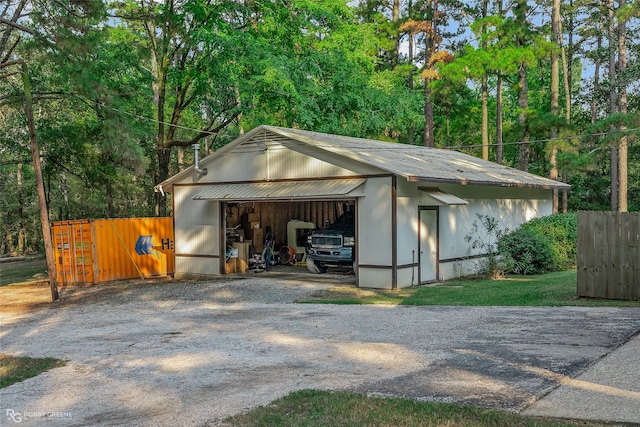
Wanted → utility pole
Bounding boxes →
[22,62,59,302]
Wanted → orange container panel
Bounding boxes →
[51,218,174,285]
[53,220,95,285]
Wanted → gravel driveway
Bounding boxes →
[2,272,640,426]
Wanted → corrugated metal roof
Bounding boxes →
[192,179,366,201]
[158,125,570,191]
[264,126,570,190]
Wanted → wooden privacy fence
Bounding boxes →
[577,211,640,300]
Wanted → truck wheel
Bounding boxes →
[307,258,328,274]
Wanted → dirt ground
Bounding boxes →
[0,277,181,314]
[2,268,640,426]
[0,261,360,314]
[0,262,359,314]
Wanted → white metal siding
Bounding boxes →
[174,186,221,276]
[191,145,370,183]
[398,180,553,282]
[396,267,416,289]
[396,195,419,266]
[438,258,485,281]
[437,186,552,264]
[397,178,446,287]
[280,142,387,177]
[175,256,219,279]
[358,268,393,289]
[357,177,394,288]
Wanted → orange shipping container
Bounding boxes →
[51,218,174,285]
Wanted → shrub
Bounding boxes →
[497,213,577,275]
[498,229,555,275]
[518,213,577,270]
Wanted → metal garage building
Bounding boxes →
[157,125,569,289]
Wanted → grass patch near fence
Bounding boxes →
[0,257,48,287]
[225,389,608,427]
[0,354,67,388]
[305,270,640,307]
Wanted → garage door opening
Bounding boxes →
[222,200,356,275]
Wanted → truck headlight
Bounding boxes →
[344,236,355,246]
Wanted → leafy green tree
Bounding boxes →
[354,0,401,70]
[111,0,252,215]
[440,10,539,161]
[1,0,151,258]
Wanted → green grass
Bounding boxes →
[0,257,48,286]
[0,354,67,388]
[306,270,640,307]
[225,389,608,427]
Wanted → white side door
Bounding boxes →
[419,208,438,283]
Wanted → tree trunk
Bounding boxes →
[562,169,568,213]
[561,0,572,122]
[517,63,529,171]
[515,0,530,171]
[481,0,489,161]
[422,0,437,148]
[590,20,602,148]
[22,63,58,302]
[155,149,171,217]
[0,0,27,59]
[550,148,559,214]
[407,14,415,145]
[4,229,15,255]
[60,171,69,219]
[610,147,618,211]
[496,74,503,164]
[446,109,451,146]
[17,163,25,254]
[617,0,627,212]
[607,0,618,211]
[235,84,244,139]
[550,0,561,213]
[392,0,400,68]
[423,83,434,147]
[495,0,504,165]
[149,14,170,217]
[481,75,489,160]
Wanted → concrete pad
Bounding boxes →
[522,333,640,424]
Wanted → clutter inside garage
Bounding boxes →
[224,200,354,273]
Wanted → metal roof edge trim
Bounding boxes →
[171,174,388,188]
[418,187,469,205]
[191,178,366,201]
[408,175,571,190]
